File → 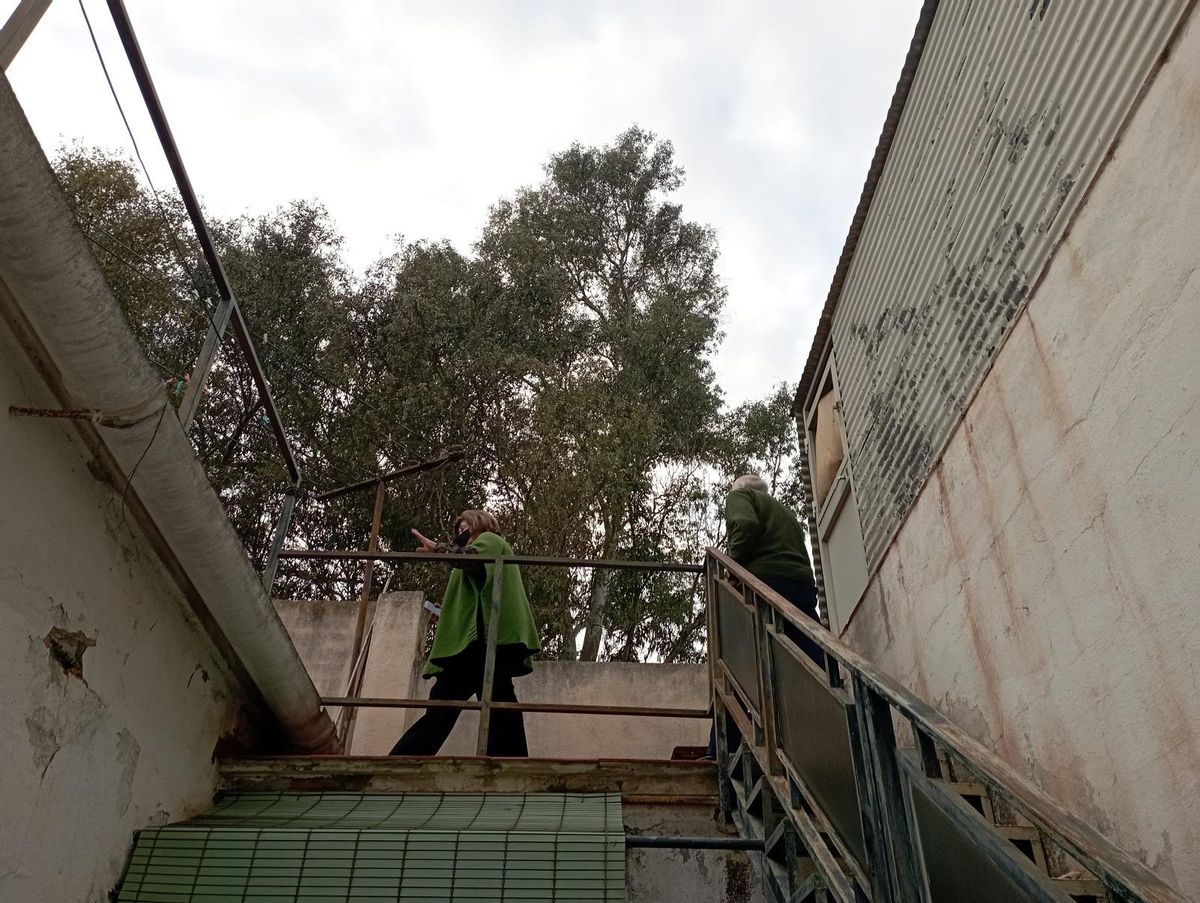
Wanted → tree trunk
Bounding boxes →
[561,615,579,661]
[579,568,612,662]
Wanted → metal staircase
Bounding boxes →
[706,548,1186,903]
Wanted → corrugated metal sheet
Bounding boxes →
[827,0,1192,567]
[118,792,625,901]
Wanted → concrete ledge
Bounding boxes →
[219,756,717,803]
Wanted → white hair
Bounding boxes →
[732,473,769,493]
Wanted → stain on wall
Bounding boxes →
[826,0,1192,569]
[841,10,1200,893]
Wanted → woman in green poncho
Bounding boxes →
[388,509,540,757]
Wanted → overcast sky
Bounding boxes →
[8,0,921,406]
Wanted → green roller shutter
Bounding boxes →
[118,792,624,901]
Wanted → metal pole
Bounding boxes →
[314,447,466,501]
[625,835,764,851]
[104,0,300,486]
[349,481,386,671]
[177,296,233,431]
[0,0,53,70]
[261,486,298,593]
[852,674,922,903]
[706,553,736,816]
[475,557,505,756]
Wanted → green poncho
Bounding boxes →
[423,531,540,678]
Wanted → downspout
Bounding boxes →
[0,73,336,753]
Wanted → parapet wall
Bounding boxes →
[274,594,710,759]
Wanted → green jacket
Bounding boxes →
[424,531,540,678]
[725,488,814,584]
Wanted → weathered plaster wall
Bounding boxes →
[0,323,247,901]
[276,594,710,759]
[624,804,763,903]
[405,659,711,760]
[842,10,1200,894]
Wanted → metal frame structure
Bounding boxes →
[277,543,1183,902]
[10,0,309,590]
[277,547,710,757]
[705,548,1186,903]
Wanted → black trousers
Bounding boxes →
[388,642,528,757]
[767,575,825,669]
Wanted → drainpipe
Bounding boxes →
[0,73,335,753]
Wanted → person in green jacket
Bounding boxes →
[724,473,820,662]
[707,474,821,759]
[389,509,540,757]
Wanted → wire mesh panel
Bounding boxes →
[769,633,867,869]
[714,579,760,714]
[118,792,625,902]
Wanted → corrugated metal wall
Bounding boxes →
[830,0,1192,568]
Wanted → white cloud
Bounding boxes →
[7,0,922,405]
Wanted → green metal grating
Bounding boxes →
[117,792,625,902]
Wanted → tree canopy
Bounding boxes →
[53,127,806,663]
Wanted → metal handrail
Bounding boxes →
[274,549,707,756]
[278,548,705,573]
[706,547,1186,903]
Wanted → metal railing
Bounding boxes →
[277,547,711,755]
[279,542,1183,901]
[35,0,304,587]
[706,548,1185,903]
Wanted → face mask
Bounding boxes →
[454,527,471,547]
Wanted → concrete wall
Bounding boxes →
[0,320,247,901]
[625,804,763,903]
[841,10,1200,894]
[276,593,710,759]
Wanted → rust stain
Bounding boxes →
[991,376,1084,657]
[1026,315,1200,788]
[933,468,1012,757]
[962,413,1050,678]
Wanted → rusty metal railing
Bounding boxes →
[277,548,710,755]
[706,548,1185,903]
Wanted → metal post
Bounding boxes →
[261,486,298,593]
[706,554,736,814]
[177,296,233,431]
[349,481,386,673]
[852,674,922,903]
[750,586,783,777]
[0,0,53,70]
[475,557,505,756]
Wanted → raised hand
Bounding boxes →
[411,528,439,553]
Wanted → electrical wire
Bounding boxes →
[76,0,441,489]
[77,0,210,312]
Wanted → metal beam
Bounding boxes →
[625,835,764,851]
[321,697,710,718]
[278,548,704,573]
[475,558,505,756]
[0,0,52,70]
[315,447,466,501]
[103,0,299,486]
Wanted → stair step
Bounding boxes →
[944,781,995,819]
[995,824,1046,867]
[1052,877,1106,898]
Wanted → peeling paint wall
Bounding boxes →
[842,7,1200,895]
[624,804,763,903]
[0,322,247,901]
